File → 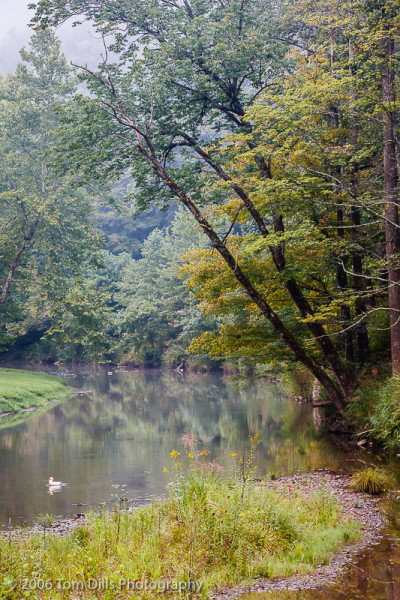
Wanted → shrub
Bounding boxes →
[349,467,393,495]
[347,377,400,452]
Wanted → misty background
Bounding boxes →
[0,0,105,73]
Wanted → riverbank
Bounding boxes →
[0,468,385,600]
[212,471,385,598]
[0,368,71,415]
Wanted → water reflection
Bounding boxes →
[241,536,400,600]
[0,367,342,527]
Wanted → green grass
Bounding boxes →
[0,368,70,415]
[349,467,393,495]
[0,449,360,599]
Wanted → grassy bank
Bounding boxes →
[0,368,70,415]
[1,441,360,599]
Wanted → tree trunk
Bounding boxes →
[336,203,354,364]
[351,206,370,363]
[382,37,400,375]
[0,218,39,315]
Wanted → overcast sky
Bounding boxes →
[0,0,105,73]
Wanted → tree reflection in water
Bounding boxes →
[0,366,342,528]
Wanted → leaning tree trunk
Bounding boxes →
[145,146,347,412]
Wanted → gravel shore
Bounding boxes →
[211,469,385,598]
[1,512,87,541]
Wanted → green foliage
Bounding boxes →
[114,210,217,367]
[349,467,393,495]
[43,282,113,363]
[0,30,101,352]
[367,310,391,357]
[95,197,177,259]
[0,368,70,414]
[6,0,395,426]
[347,377,400,452]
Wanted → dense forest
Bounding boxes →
[1,0,400,438]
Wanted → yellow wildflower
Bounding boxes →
[163,467,168,473]
[230,453,237,457]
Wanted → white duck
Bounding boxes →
[48,477,63,486]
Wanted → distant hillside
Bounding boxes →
[96,203,177,258]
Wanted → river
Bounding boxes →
[0,364,399,599]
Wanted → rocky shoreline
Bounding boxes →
[212,469,386,598]
[1,512,87,541]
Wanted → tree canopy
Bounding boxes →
[0,30,103,353]
[0,0,398,416]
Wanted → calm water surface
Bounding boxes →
[0,365,343,526]
[0,364,399,599]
